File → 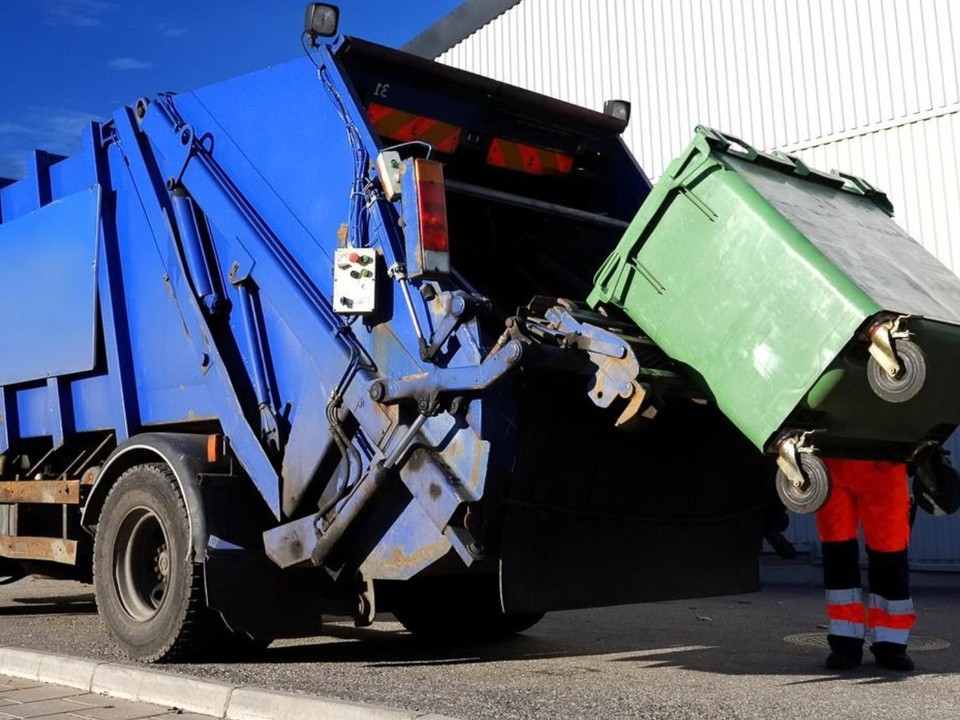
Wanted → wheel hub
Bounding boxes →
[114,507,170,622]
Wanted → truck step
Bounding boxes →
[0,535,77,564]
[0,480,80,505]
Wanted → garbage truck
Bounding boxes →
[0,6,778,660]
[0,4,950,663]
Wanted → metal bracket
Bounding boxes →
[868,316,911,377]
[368,339,523,405]
[422,292,488,361]
[542,306,654,425]
[776,432,817,490]
[162,122,196,190]
[353,578,376,627]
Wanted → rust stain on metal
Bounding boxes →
[0,535,78,565]
[361,536,450,578]
[0,480,80,505]
[387,536,449,569]
[445,439,467,464]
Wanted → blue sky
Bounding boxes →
[0,0,463,178]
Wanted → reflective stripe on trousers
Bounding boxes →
[826,587,865,640]
[869,593,916,644]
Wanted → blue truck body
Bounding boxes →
[0,32,774,660]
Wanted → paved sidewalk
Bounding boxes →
[0,674,210,720]
[0,647,455,720]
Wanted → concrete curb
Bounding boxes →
[0,647,458,720]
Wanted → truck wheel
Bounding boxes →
[867,338,926,403]
[775,454,831,514]
[93,463,210,662]
[391,575,544,643]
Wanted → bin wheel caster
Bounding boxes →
[867,338,926,403]
[913,452,960,517]
[776,454,831,514]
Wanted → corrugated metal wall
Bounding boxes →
[438,0,960,271]
[437,0,960,564]
[781,111,960,280]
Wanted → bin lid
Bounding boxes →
[727,154,960,328]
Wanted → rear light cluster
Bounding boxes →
[415,160,449,255]
[399,158,451,279]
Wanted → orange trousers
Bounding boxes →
[815,459,915,647]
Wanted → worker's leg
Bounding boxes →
[859,461,915,671]
[817,459,864,669]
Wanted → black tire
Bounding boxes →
[775,454,831,514]
[391,575,544,644]
[913,454,960,517]
[867,338,926,403]
[93,463,213,662]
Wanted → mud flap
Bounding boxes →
[205,550,322,640]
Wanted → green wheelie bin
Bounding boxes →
[588,126,960,514]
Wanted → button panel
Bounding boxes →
[333,247,378,314]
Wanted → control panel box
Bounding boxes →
[333,248,378,314]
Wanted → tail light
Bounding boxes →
[403,158,450,279]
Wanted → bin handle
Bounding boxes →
[697,125,759,161]
[839,172,894,215]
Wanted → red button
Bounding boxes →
[348,252,360,263]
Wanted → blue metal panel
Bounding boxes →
[359,497,452,580]
[88,122,136,441]
[47,153,94,200]
[69,374,115,433]
[110,107,282,515]
[0,185,101,386]
[0,168,41,221]
[15,385,51,438]
[103,128,217,427]
[182,59,354,269]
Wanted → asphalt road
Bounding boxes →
[0,572,958,720]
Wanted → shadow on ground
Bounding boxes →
[0,593,96,616]
[212,611,951,682]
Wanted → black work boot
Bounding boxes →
[825,634,863,670]
[871,642,915,671]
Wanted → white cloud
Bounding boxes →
[43,0,112,28]
[0,107,102,178]
[0,123,33,137]
[39,108,104,145]
[107,57,154,71]
[159,23,188,38]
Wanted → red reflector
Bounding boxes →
[366,102,462,154]
[415,159,449,254]
[487,138,574,176]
